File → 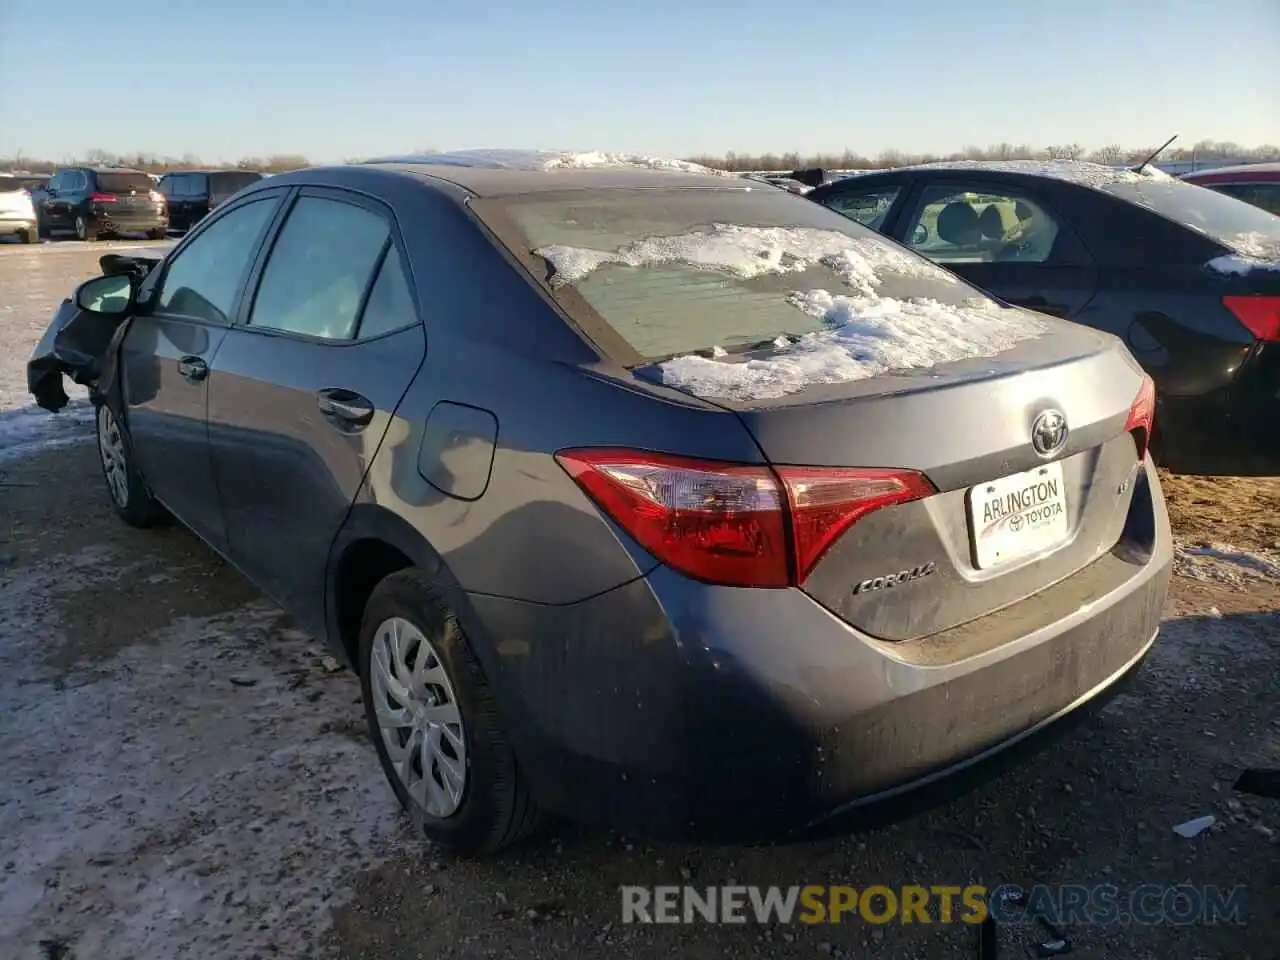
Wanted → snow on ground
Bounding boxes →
[0,239,171,462]
[0,545,413,960]
[536,224,1043,402]
[1173,538,1280,587]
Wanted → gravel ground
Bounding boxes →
[1,242,1277,960]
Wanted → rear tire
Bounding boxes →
[95,398,168,528]
[148,228,167,240]
[20,227,37,244]
[37,217,50,239]
[359,570,541,855]
[75,215,97,242]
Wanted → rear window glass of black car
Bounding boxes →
[1103,178,1280,252]
[473,188,994,361]
[96,172,154,193]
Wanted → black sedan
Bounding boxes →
[807,160,1280,476]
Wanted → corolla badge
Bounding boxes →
[1031,408,1068,457]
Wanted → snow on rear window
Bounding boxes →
[478,189,1046,400]
[898,159,1173,188]
[1101,177,1280,274]
[659,291,1047,402]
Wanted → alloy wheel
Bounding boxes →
[97,405,129,508]
[369,616,468,817]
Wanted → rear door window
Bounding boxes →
[472,188,989,361]
[355,250,418,339]
[901,184,1083,265]
[246,195,390,340]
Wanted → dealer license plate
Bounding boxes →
[968,461,1069,569]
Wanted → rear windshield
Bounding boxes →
[1102,178,1280,255]
[95,172,155,193]
[474,188,992,361]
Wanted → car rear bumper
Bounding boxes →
[469,460,1173,842]
[90,211,168,233]
[0,216,36,233]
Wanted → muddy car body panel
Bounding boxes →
[30,159,1174,845]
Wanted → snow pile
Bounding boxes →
[537,224,957,293]
[1173,538,1280,586]
[393,148,731,176]
[536,225,1043,402]
[899,159,1173,188]
[659,292,1046,401]
[1206,231,1280,275]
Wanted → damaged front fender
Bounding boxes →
[26,253,163,412]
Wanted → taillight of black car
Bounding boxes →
[1224,295,1280,343]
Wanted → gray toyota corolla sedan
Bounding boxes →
[32,151,1172,854]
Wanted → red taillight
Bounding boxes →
[555,448,935,588]
[1224,295,1280,342]
[90,192,117,203]
[1125,375,1156,462]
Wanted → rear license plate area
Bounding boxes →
[967,461,1069,569]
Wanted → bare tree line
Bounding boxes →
[1,140,1276,175]
[687,140,1280,172]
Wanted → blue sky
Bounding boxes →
[1,0,1276,163]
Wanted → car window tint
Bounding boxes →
[904,186,1065,264]
[1210,183,1280,216]
[156,197,278,324]
[248,196,389,340]
[357,250,418,339]
[820,186,901,231]
[1103,177,1280,249]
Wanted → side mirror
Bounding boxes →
[75,273,135,315]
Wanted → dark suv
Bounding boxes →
[37,167,167,241]
[157,169,264,232]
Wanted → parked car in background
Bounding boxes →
[157,169,264,232]
[30,152,1169,854]
[36,167,168,241]
[0,174,39,243]
[808,160,1280,476]
[1180,162,1280,216]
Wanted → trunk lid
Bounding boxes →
[670,321,1149,642]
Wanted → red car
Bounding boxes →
[1181,162,1280,215]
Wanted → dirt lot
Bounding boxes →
[1,242,1278,960]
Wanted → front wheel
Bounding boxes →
[95,401,167,528]
[359,570,541,855]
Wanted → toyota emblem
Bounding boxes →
[1031,409,1068,457]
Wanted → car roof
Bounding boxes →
[359,149,741,197]
[77,166,150,175]
[822,159,1175,192]
[1182,161,1280,180]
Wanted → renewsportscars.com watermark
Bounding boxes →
[620,884,1248,926]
